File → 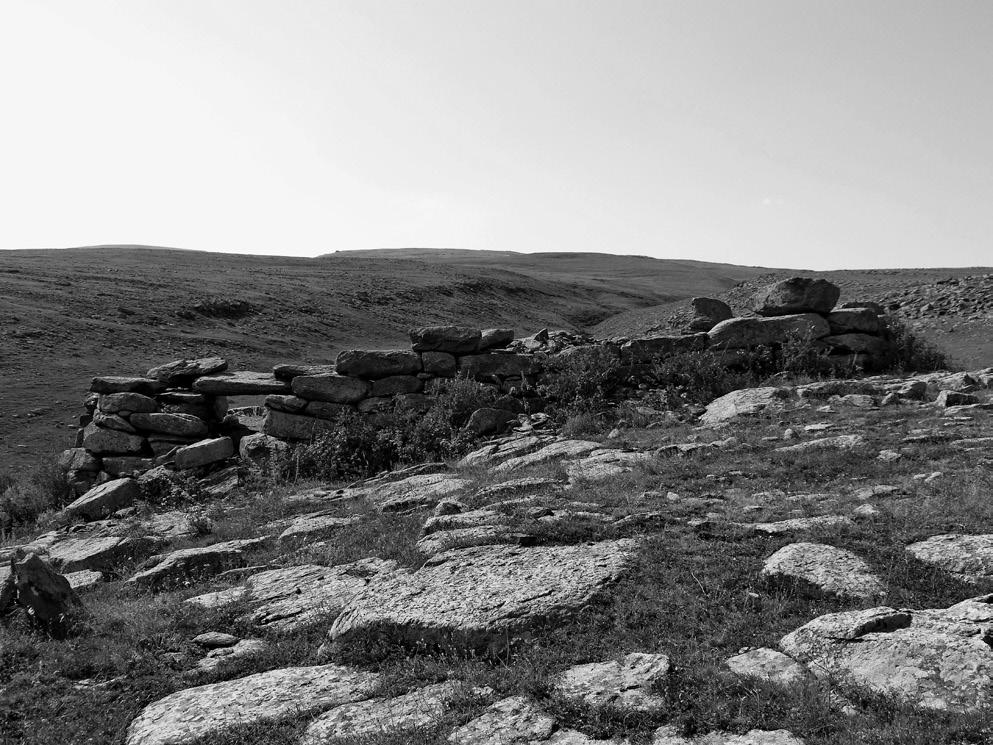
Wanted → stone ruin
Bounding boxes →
[59,277,895,494]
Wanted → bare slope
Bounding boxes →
[0,246,768,472]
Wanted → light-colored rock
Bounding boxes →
[124,665,380,745]
[44,533,165,572]
[700,387,791,425]
[364,473,473,512]
[687,297,733,331]
[709,315,829,350]
[190,638,269,675]
[64,569,103,592]
[447,696,554,744]
[653,727,806,744]
[752,277,840,316]
[58,447,100,474]
[554,652,671,711]
[780,598,993,712]
[565,449,653,482]
[126,538,263,591]
[61,478,139,521]
[738,515,852,535]
[277,513,360,544]
[410,325,482,354]
[130,412,208,438]
[185,559,399,632]
[238,432,291,468]
[475,327,513,350]
[93,411,138,433]
[99,392,158,414]
[174,437,234,469]
[82,423,145,455]
[302,681,474,743]
[493,439,601,473]
[725,647,812,687]
[328,540,636,654]
[416,526,528,557]
[291,373,369,404]
[774,434,866,454]
[762,542,885,599]
[335,349,421,378]
[906,534,993,581]
[147,357,228,384]
[458,435,552,468]
[193,631,239,648]
[192,371,290,395]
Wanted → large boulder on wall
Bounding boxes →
[752,277,841,316]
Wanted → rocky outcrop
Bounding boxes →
[761,542,886,599]
[302,681,477,743]
[700,387,792,425]
[327,540,637,654]
[125,665,380,745]
[780,596,993,712]
[752,277,841,316]
[186,558,399,632]
[553,652,671,712]
[905,534,993,581]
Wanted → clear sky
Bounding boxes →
[2,1,991,269]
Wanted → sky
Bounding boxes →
[1,1,992,269]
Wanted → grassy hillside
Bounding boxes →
[0,246,770,474]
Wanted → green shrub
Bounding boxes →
[880,317,951,372]
[289,375,498,481]
[0,457,72,533]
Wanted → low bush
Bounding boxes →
[880,317,951,372]
[0,457,71,534]
[289,376,498,481]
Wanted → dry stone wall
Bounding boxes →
[62,278,893,489]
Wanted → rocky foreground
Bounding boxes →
[3,358,993,743]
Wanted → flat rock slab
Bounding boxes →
[416,526,530,557]
[565,449,653,482]
[190,638,268,675]
[42,533,166,573]
[906,534,993,581]
[124,664,380,745]
[277,513,361,544]
[774,434,867,454]
[700,387,792,425]
[127,538,265,591]
[448,696,614,744]
[762,542,886,599]
[362,473,474,512]
[186,558,399,632]
[458,435,553,468]
[302,681,474,743]
[448,696,554,744]
[725,648,813,687]
[192,371,290,395]
[653,728,806,744]
[554,652,671,712]
[328,540,636,654]
[61,477,139,521]
[780,596,993,712]
[736,515,852,536]
[493,440,602,473]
